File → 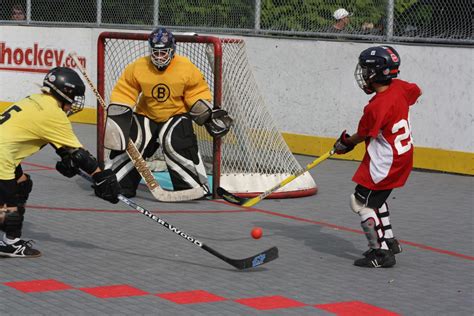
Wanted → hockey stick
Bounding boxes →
[79,171,279,270]
[217,148,335,207]
[69,52,205,202]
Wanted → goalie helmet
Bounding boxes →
[355,45,400,94]
[43,67,85,115]
[148,27,176,71]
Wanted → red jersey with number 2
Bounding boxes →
[353,79,422,190]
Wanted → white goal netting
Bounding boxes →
[98,32,316,197]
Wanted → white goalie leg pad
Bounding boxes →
[104,104,133,151]
[350,194,387,250]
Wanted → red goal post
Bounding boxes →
[96,31,317,199]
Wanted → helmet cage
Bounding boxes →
[354,64,375,94]
[150,47,174,70]
[43,68,85,116]
[69,95,85,116]
[149,28,176,70]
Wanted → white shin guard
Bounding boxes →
[350,194,388,250]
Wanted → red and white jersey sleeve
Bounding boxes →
[353,79,422,190]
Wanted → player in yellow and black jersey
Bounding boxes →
[0,67,120,258]
[105,27,232,198]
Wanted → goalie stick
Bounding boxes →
[79,171,279,270]
[218,149,335,207]
[69,52,205,202]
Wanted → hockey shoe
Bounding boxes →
[0,239,42,258]
[354,248,395,268]
[362,238,402,257]
[386,238,402,254]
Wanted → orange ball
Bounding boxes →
[251,227,263,239]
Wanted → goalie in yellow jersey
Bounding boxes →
[105,27,232,198]
[0,67,120,258]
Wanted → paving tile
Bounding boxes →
[156,289,227,304]
[234,295,306,310]
[79,285,149,298]
[4,279,73,293]
[315,301,400,316]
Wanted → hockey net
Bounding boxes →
[97,32,316,198]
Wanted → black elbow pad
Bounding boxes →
[70,148,99,175]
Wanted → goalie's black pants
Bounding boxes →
[105,113,209,198]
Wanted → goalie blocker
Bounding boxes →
[104,104,133,151]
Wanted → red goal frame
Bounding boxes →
[96,32,226,196]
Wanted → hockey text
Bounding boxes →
[0,42,86,72]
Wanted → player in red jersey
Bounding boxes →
[334,46,421,268]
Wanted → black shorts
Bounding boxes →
[354,184,392,209]
[0,179,18,206]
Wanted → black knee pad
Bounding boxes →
[2,209,24,238]
[16,174,33,205]
[143,141,161,160]
[167,117,199,164]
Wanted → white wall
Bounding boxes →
[1,26,472,152]
[243,37,473,152]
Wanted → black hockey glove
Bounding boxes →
[334,130,355,154]
[56,148,79,178]
[92,169,120,204]
[204,109,233,138]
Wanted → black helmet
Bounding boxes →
[43,67,85,114]
[148,27,176,71]
[355,46,400,94]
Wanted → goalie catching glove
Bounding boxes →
[334,130,355,154]
[189,99,233,138]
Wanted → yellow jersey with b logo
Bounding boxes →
[110,55,212,122]
[0,93,82,180]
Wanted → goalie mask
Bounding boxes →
[148,27,176,71]
[355,46,400,94]
[43,67,85,115]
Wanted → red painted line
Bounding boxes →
[27,204,254,215]
[396,240,474,261]
[256,208,362,234]
[27,205,136,213]
[21,161,55,170]
[22,168,55,172]
[0,67,50,73]
[21,161,474,261]
[253,208,474,261]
